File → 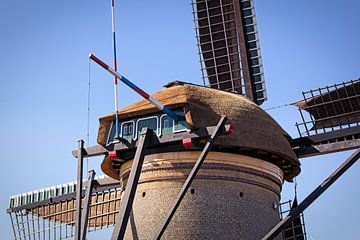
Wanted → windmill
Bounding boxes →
[6,1,359,240]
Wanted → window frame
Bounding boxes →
[120,120,136,140]
[106,121,118,145]
[159,114,174,137]
[135,116,159,140]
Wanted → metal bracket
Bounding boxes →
[111,127,151,240]
[262,148,360,240]
[154,116,227,240]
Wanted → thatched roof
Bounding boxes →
[98,82,300,181]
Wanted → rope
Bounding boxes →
[86,59,92,172]
[263,103,292,111]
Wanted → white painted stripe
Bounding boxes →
[149,96,165,110]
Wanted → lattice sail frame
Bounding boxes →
[8,177,122,240]
[191,0,267,104]
[279,199,308,240]
[294,79,360,137]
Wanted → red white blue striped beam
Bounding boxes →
[89,54,179,121]
[110,0,120,139]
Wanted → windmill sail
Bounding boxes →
[192,0,267,104]
[292,79,360,158]
[278,198,307,240]
[293,79,360,131]
[282,197,307,240]
[7,177,121,239]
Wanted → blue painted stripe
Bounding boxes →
[163,107,179,121]
[121,76,138,90]
[113,33,117,66]
[115,113,120,138]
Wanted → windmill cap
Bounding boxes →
[98,83,300,181]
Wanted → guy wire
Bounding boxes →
[86,59,92,172]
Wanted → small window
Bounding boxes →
[107,121,121,144]
[122,121,135,141]
[174,116,189,132]
[137,117,158,137]
[161,115,174,135]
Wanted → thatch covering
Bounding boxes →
[98,82,300,180]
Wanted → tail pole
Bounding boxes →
[111,0,120,139]
[89,54,179,121]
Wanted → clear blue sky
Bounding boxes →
[1,0,359,239]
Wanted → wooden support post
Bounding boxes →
[80,170,96,240]
[262,148,360,240]
[154,116,227,240]
[75,140,84,240]
[111,128,151,240]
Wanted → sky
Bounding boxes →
[0,0,359,239]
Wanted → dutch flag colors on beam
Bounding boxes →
[89,53,179,121]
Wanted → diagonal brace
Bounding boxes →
[111,127,151,240]
[80,170,96,240]
[262,148,360,240]
[154,116,227,240]
[75,140,84,240]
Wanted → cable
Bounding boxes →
[86,59,92,172]
[263,103,292,111]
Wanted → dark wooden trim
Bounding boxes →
[234,0,254,102]
[294,139,360,158]
[80,170,95,240]
[292,125,360,148]
[111,128,151,240]
[71,124,232,159]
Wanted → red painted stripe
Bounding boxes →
[135,87,150,99]
[113,59,117,84]
[89,54,109,70]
